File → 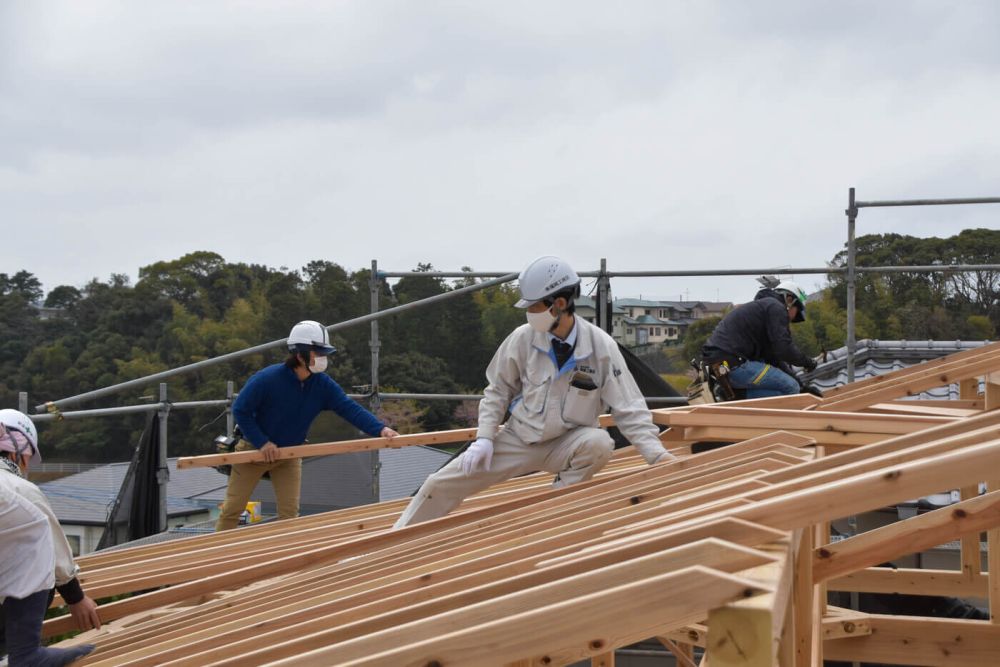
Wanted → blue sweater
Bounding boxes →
[233,364,384,448]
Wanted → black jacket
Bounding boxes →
[702,289,812,370]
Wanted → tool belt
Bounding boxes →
[213,426,242,476]
[705,360,737,401]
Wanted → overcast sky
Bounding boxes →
[2,1,998,305]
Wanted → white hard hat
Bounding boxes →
[514,256,581,308]
[774,281,808,322]
[0,409,41,465]
[287,320,336,355]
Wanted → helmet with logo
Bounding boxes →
[514,256,581,308]
[0,408,41,465]
[287,320,337,356]
[774,280,808,322]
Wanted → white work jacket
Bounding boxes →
[0,469,79,601]
[477,318,668,464]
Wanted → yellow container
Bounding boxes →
[245,501,262,523]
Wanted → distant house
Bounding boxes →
[31,304,67,321]
[39,459,225,555]
[40,446,453,554]
[573,296,731,347]
[687,301,731,320]
[575,296,629,340]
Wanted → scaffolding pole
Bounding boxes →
[37,271,519,413]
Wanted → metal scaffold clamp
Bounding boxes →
[43,401,63,421]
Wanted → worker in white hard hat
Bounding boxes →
[215,321,399,531]
[0,409,99,665]
[701,279,819,398]
[393,256,676,528]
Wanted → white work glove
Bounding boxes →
[652,450,677,465]
[461,438,493,476]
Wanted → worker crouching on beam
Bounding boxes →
[394,256,675,528]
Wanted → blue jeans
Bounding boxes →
[727,360,801,398]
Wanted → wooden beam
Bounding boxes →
[792,528,814,667]
[591,652,615,667]
[144,539,774,667]
[676,426,884,447]
[961,484,984,579]
[960,378,981,400]
[735,439,1000,533]
[818,340,1000,400]
[990,478,1000,624]
[987,371,1000,411]
[177,427,481,468]
[830,567,989,597]
[866,402,979,418]
[813,489,1000,584]
[824,615,1000,666]
[659,624,708,649]
[659,638,698,667]
[260,567,767,667]
[817,351,1000,413]
[706,536,795,667]
[659,406,953,434]
[821,611,871,641]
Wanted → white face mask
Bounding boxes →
[526,307,558,333]
[309,355,329,373]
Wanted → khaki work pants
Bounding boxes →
[393,426,614,529]
[214,440,303,531]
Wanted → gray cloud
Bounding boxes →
[2,1,999,303]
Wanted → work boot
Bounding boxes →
[3,590,94,666]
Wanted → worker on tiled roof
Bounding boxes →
[394,256,676,528]
[700,278,818,399]
[214,321,399,531]
[0,409,98,665]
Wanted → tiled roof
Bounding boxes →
[806,339,992,399]
[614,298,694,311]
[623,315,687,326]
[574,296,627,314]
[39,458,229,525]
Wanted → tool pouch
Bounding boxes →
[562,371,601,425]
[213,434,238,476]
[708,361,737,401]
[686,361,716,405]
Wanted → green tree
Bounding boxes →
[379,351,460,431]
[681,317,720,362]
[44,285,82,309]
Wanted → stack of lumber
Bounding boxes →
[47,341,1000,666]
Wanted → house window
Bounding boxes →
[669,327,677,337]
[626,328,633,335]
[644,309,651,315]
[65,534,81,556]
[654,327,661,336]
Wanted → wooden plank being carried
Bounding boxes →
[178,412,622,469]
[176,427,480,468]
